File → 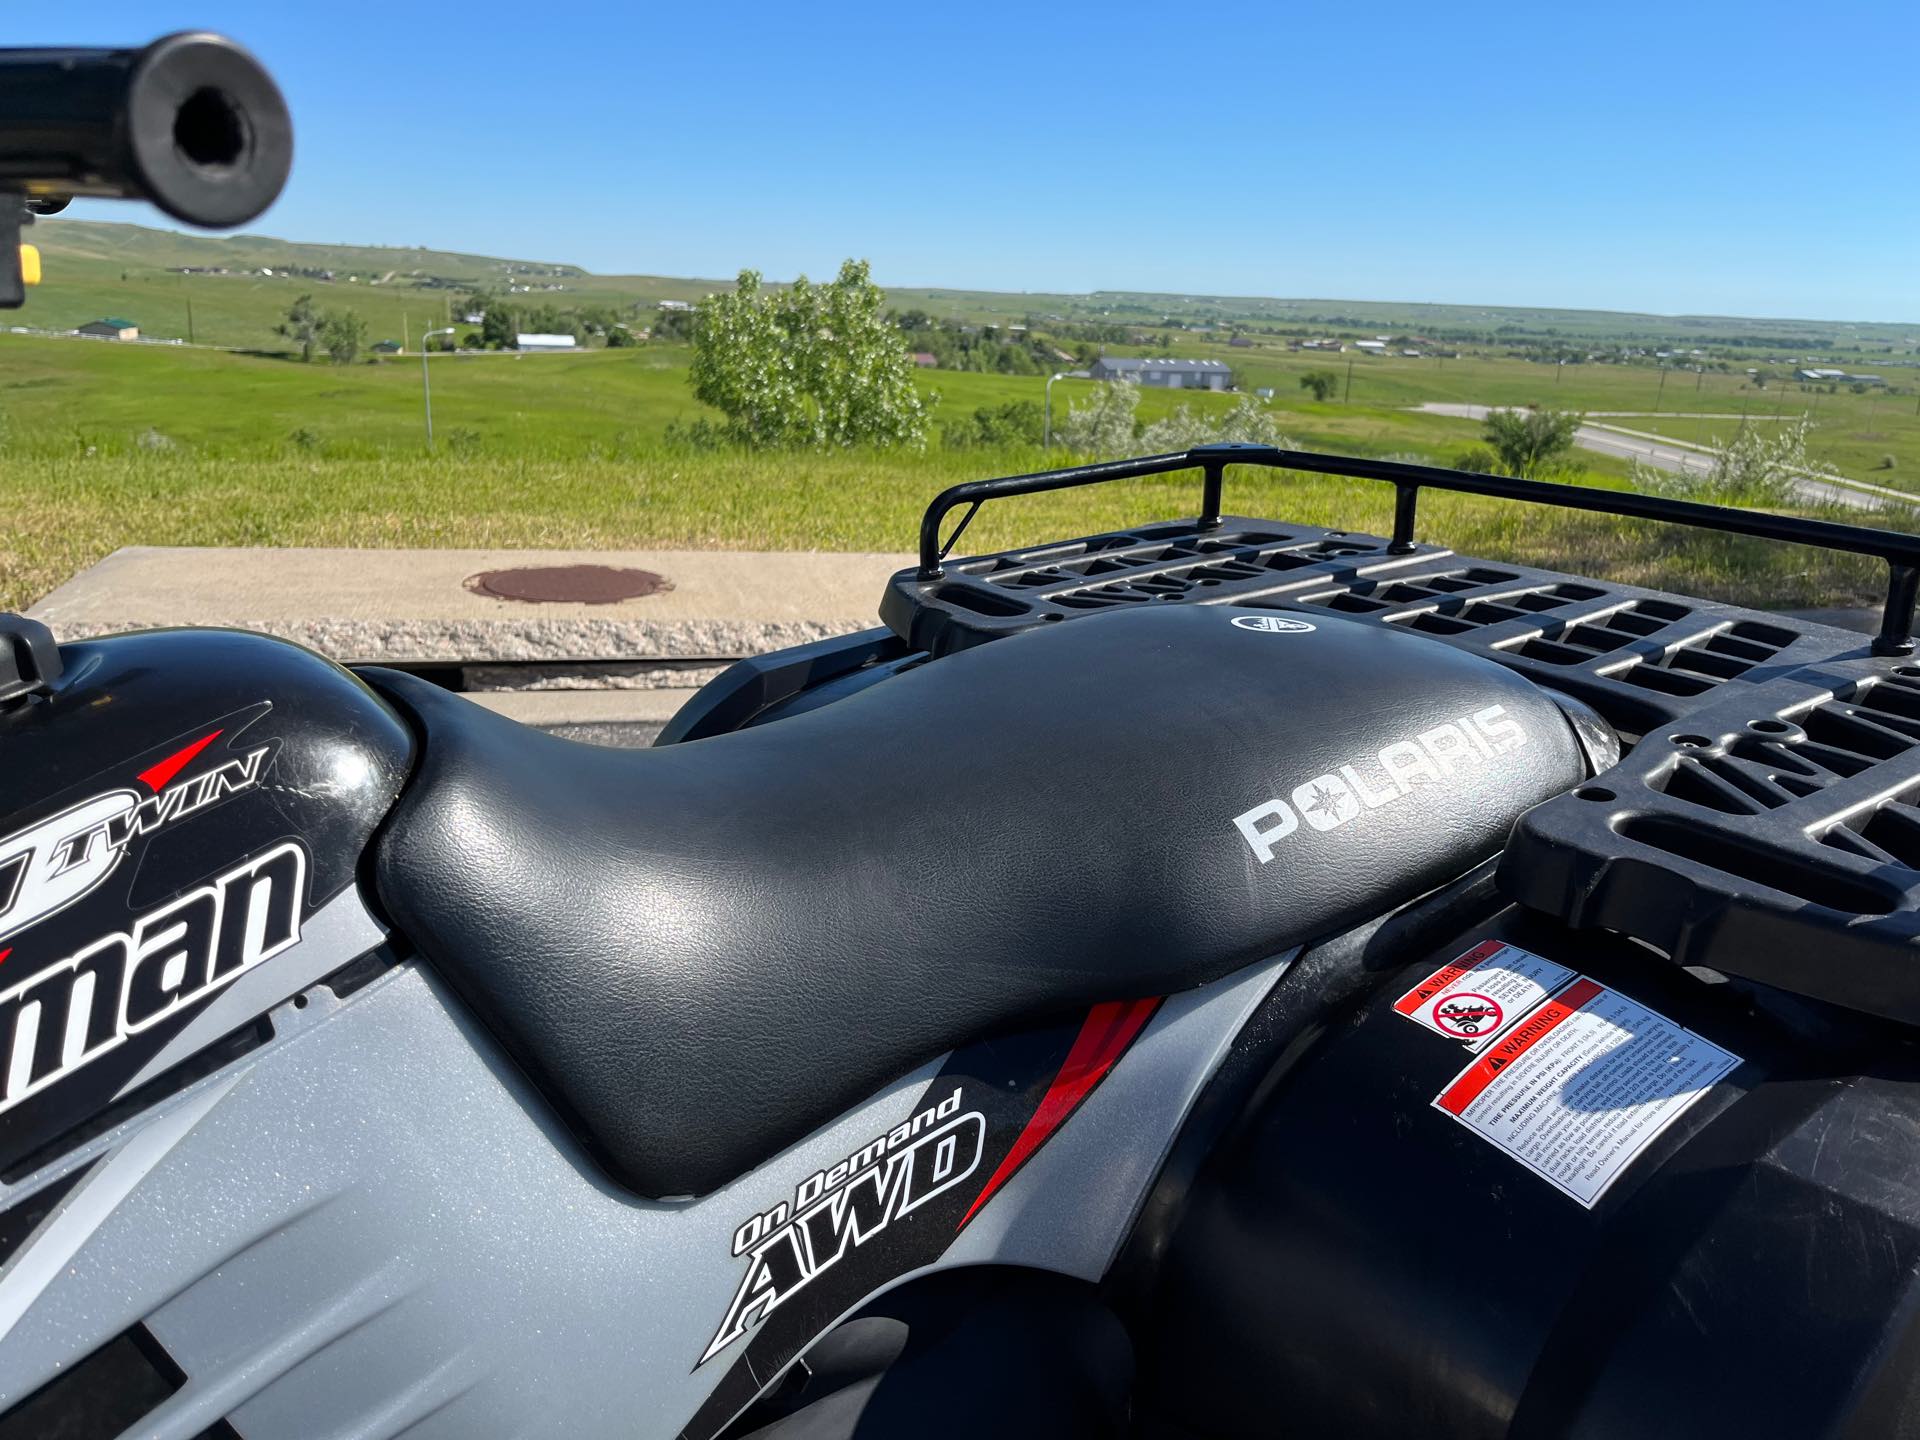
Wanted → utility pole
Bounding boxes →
[184,293,194,345]
[1344,357,1354,402]
[1653,365,1667,412]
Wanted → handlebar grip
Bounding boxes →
[0,32,291,228]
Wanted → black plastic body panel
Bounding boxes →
[0,628,412,1174]
[1503,655,1920,1023]
[1137,907,1920,1440]
[656,627,919,745]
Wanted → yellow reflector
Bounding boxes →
[18,244,40,286]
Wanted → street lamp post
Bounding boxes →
[420,326,455,449]
[1044,369,1090,450]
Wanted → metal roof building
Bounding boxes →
[1086,356,1232,391]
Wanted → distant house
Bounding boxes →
[371,339,403,355]
[1353,339,1388,354]
[657,300,694,313]
[910,352,939,368]
[1086,357,1231,391]
[76,317,138,341]
[461,311,485,325]
[515,333,577,352]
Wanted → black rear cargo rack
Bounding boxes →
[912,442,1920,657]
[893,443,1920,1026]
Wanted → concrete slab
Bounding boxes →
[27,546,909,664]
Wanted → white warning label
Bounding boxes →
[1432,978,1741,1208]
[1394,939,1576,1049]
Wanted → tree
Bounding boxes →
[688,260,930,449]
[1299,370,1339,402]
[320,308,366,365]
[1057,378,1141,456]
[1631,417,1835,507]
[943,399,1043,450]
[481,302,517,350]
[1140,394,1294,451]
[653,307,695,342]
[275,294,321,362]
[1481,406,1582,478]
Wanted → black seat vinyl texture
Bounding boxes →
[368,605,1588,1197]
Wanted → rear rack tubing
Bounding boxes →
[913,445,1920,656]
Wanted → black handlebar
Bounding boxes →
[0,32,290,229]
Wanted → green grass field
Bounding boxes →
[2,222,1912,616]
[1,449,1883,619]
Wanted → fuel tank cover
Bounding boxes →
[0,627,413,1177]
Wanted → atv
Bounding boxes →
[4,33,1920,1440]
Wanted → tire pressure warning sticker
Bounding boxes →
[1432,978,1740,1207]
[1395,940,1576,1050]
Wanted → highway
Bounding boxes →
[1411,403,1902,511]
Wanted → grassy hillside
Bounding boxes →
[31,219,1920,357]
[0,334,1575,468]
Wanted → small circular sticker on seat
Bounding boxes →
[1230,614,1316,634]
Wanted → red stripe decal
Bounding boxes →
[0,949,9,967]
[137,729,223,793]
[956,995,1162,1231]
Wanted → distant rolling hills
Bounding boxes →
[22,219,1919,358]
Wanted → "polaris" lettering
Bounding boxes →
[0,842,307,1114]
[1232,705,1529,862]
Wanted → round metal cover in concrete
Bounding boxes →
[464,564,673,605]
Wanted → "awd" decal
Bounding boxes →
[701,1088,983,1364]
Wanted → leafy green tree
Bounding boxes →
[1140,395,1293,451]
[1481,406,1582,478]
[653,307,695,342]
[275,294,321,362]
[1057,378,1141,456]
[689,261,930,450]
[1631,417,1834,507]
[481,302,517,350]
[604,326,638,348]
[943,399,1043,450]
[1299,370,1339,402]
[320,308,366,365]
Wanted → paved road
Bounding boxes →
[1412,403,1888,511]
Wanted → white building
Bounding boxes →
[515,333,577,352]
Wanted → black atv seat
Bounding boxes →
[368,605,1590,1198]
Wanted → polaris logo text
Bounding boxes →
[0,842,306,1116]
[700,1087,984,1364]
[0,743,271,945]
[1232,705,1528,862]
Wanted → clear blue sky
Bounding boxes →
[19,2,1919,322]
